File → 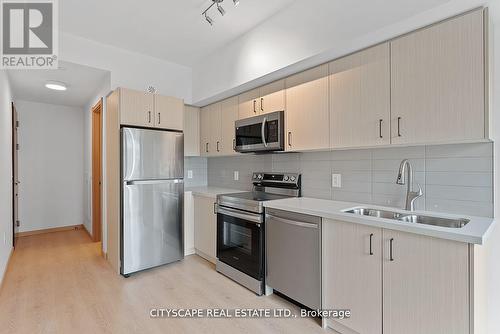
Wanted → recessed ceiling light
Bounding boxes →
[45,81,67,91]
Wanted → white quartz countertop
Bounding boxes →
[263,197,495,245]
[185,186,245,199]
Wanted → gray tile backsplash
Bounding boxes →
[207,142,493,217]
[184,157,208,187]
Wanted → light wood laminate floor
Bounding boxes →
[0,230,328,334]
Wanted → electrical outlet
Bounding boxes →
[332,174,342,188]
[187,170,193,179]
[234,171,239,181]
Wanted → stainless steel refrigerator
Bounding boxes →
[121,127,184,276]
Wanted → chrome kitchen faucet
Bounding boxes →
[396,159,423,211]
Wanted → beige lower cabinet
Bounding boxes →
[193,195,217,263]
[323,220,383,334]
[323,219,470,334]
[285,64,330,151]
[382,229,469,334]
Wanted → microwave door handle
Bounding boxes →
[261,117,268,147]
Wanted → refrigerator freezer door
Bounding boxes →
[122,127,184,181]
[122,179,184,275]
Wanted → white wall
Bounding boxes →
[0,70,13,286]
[16,100,85,233]
[192,0,490,105]
[60,33,193,103]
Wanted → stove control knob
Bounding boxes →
[257,174,263,180]
[253,174,258,179]
[290,176,296,182]
[283,175,289,181]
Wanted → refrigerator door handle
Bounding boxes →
[125,179,184,186]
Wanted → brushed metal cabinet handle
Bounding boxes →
[397,117,402,137]
[206,143,209,153]
[148,111,151,123]
[158,112,161,125]
[253,100,256,113]
[288,132,292,147]
[213,203,217,215]
[369,233,374,255]
[389,238,394,261]
[260,97,264,112]
[216,141,220,152]
[233,138,236,150]
[379,119,383,139]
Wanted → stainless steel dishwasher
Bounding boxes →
[265,208,321,310]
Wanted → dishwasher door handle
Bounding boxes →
[266,215,319,229]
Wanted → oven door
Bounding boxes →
[217,206,264,280]
[235,111,284,153]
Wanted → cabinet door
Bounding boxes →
[200,106,211,156]
[193,195,217,262]
[383,230,469,334]
[209,102,222,156]
[119,88,154,127]
[220,96,239,155]
[323,220,382,334]
[238,88,260,119]
[259,80,285,114]
[184,105,200,156]
[330,43,390,148]
[154,95,183,130]
[285,64,330,151]
[391,9,484,145]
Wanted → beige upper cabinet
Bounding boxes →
[285,64,330,151]
[184,105,200,156]
[119,88,154,127]
[154,95,183,131]
[200,99,238,157]
[238,88,260,119]
[200,106,211,156]
[209,103,222,155]
[323,220,382,334]
[238,80,285,119]
[330,43,391,148]
[220,96,239,155]
[382,230,469,334]
[259,80,285,114]
[391,9,485,145]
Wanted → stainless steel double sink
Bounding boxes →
[343,208,469,228]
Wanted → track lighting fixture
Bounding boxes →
[217,4,225,16]
[202,0,239,25]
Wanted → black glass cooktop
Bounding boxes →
[221,191,289,202]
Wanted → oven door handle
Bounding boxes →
[261,117,268,147]
[217,206,263,224]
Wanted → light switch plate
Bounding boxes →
[332,174,342,188]
[234,171,239,181]
[187,170,193,179]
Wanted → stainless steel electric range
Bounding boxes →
[215,172,301,295]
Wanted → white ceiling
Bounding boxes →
[8,61,110,107]
[60,0,296,67]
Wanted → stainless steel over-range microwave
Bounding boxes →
[234,111,284,153]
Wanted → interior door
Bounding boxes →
[12,103,18,246]
[122,179,184,275]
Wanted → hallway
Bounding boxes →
[0,230,325,334]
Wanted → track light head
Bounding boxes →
[233,0,240,6]
[204,13,214,25]
[217,4,225,16]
